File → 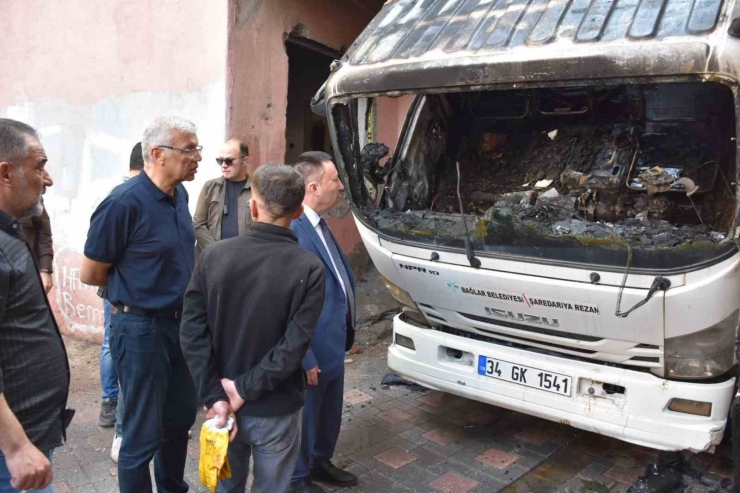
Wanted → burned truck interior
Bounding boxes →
[334,81,738,271]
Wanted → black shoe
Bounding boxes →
[287,480,327,493]
[98,398,117,428]
[310,461,358,487]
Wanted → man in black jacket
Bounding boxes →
[181,163,326,493]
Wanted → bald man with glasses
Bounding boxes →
[193,139,254,257]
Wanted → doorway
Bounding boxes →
[284,37,337,164]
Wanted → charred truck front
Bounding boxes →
[321,0,740,453]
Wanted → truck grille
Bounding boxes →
[418,305,663,372]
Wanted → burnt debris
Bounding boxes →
[362,82,736,259]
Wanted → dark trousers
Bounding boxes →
[110,312,197,493]
[292,371,344,484]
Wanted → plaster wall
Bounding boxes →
[1,0,228,341]
[227,0,381,260]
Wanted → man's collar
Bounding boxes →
[140,170,177,202]
[0,209,24,237]
[303,204,321,227]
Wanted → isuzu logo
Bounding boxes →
[398,263,440,275]
[485,307,559,328]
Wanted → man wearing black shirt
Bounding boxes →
[0,119,69,493]
[181,163,325,493]
[193,139,253,257]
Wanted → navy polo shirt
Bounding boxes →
[84,171,195,310]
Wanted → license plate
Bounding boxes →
[478,356,572,397]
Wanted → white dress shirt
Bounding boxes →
[303,204,348,297]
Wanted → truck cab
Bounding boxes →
[322,0,740,452]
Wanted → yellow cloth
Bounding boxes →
[199,418,233,492]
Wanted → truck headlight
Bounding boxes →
[665,310,738,379]
[379,274,416,308]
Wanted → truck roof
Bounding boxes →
[329,0,739,96]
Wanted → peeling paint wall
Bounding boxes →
[1,0,229,342]
[227,0,383,263]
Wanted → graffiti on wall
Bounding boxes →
[51,249,105,342]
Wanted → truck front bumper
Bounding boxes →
[388,314,735,452]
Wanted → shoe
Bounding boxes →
[310,461,358,487]
[110,435,122,463]
[98,398,117,428]
[287,480,327,493]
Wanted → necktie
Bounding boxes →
[320,218,355,328]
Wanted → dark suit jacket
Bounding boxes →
[291,213,355,380]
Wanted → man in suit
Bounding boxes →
[289,152,357,493]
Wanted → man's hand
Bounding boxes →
[306,366,321,386]
[220,379,245,414]
[5,441,52,491]
[40,272,53,294]
[207,400,238,442]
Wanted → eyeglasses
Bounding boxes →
[157,145,203,154]
[216,157,236,166]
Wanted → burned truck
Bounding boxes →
[322,0,740,453]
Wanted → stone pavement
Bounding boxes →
[48,270,734,492]
[52,333,735,493]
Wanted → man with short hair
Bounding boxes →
[81,117,201,493]
[0,119,70,493]
[182,163,326,493]
[290,152,357,493]
[98,142,144,462]
[193,139,253,256]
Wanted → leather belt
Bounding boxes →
[111,305,181,319]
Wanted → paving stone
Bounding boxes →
[422,427,467,446]
[476,447,520,470]
[354,406,382,419]
[376,462,440,492]
[567,432,613,458]
[516,427,556,446]
[464,408,501,425]
[575,462,617,489]
[420,391,447,408]
[502,471,560,493]
[372,435,423,454]
[335,424,395,455]
[430,471,480,493]
[345,389,374,406]
[378,399,415,412]
[356,469,397,490]
[53,482,72,493]
[559,477,612,493]
[529,450,593,484]
[604,464,645,485]
[349,443,391,470]
[411,445,449,467]
[398,426,431,446]
[431,456,525,486]
[375,448,419,469]
[422,437,469,458]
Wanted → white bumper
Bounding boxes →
[389,314,735,452]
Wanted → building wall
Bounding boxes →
[227,0,381,262]
[0,0,229,342]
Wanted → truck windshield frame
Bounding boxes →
[328,76,740,275]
